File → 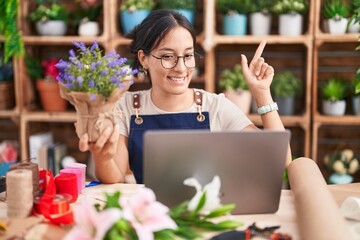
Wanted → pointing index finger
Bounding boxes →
[251,40,267,63]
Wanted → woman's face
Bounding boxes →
[140,26,195,96]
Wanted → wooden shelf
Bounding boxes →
[313,114,360,125]
[21,111,77,122]
[214,35,313,46]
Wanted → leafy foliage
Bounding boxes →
[353,70,360,95]
[271,0,308,15]
[0,0,24,63]
[324,149,359,175]
[271,71,302,98]
[29,0,69,22]
[249,0,277,14]
[322,0,351,19]
[321,77,349,101]
[216,0,252,15]
[120,0,156,11]
[218,64,249,91]
[158,0,196,10]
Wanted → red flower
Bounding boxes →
[42,58,59,81]
[0,142,18,163]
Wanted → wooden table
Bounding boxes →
[1,183,359,240]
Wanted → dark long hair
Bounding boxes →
[126,9,196,72]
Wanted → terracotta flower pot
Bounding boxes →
[36,80,67,112]
[59,81,131,143]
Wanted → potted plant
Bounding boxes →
[347,0,360,33]
[216,0,252,36]
[119,0,156,35]
[249,0,275,36]
[56,41,137,142]
[320,77,349,116]
[324,149,359,184]
[271,71,302,115]
[73,4,102,36]
[25,55,67,112]
[322,0,351,35]
[352,71,360,115]
[272,0,308,36]
[29,0,69,36]
[158,0,196,25]
[218,64,252,114]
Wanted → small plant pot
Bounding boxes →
[250,12,272,36]
[36,20,67,36]
[78,21,99,36]
[328,18,348,35]
[328,173,353,184]
[352,96,360,115]
[36,80,67,112]
[347,18,360,33]
[223,13,247,36]
[120,10,150,35]
[275,96,296,115]
[172,9,195,25]
[322,100,346,116]
[278,13,303,36]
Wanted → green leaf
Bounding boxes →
[206,204,235,218]
[193,192,206,215]
[169,201,189,218]
[103,191,122,209]
[216,220,244,230]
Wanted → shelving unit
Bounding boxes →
[0,0,359,173]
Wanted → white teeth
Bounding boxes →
[169,77,185,82]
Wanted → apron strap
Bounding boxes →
[132,94,143,125]
[132,90,206,124]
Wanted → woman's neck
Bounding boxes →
[150,88,194,112]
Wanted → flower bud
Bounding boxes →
[348,159,359,175]
[333,161,346,175]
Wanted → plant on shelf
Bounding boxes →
[56,41,137,142]
[271,71,302,115]
[271,0,308,36]
[324,149,359,184]
[157,0,196,24]
[73,4,102,36]
[119,0,156,34]
[218,64,252,114]
[322,0,351,34]
[216,0,252,35]
[320,77,349,116]
[347,0,360,33]
[352,71,360,115]
[248,0,276,35]
[29,0,69,36]
[25,55,67,112]
[65,176,242,240]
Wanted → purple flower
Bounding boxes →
[89,79,95,88]
[55,59,70,71]
[100,70,108,76]
[90,94,96,101]
[76,76,83,87]
[105,50,116,59]
[110,76,119,84]
[69,49,76,58]
[90,40,98,51]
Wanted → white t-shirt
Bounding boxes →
[116,89,253,136]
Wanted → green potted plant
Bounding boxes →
[73,4,102,36]
[119,0,156,34]
[322,0,351,35]
[158,0,196,25]
[216,0,252,35]
[320,77,349,116]
[249,0,276,36]
[218,64,252,114]
[271,0,308,36]
[29,0,69,36]
[271,71,302,115]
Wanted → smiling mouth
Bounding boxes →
[168,76,187,82]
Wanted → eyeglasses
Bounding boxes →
[151,53,202,69]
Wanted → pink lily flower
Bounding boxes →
[64,196,123,240]
[120,187,177,240]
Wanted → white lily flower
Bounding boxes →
[184,175,221,215]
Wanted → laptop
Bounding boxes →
[143,130,290,214]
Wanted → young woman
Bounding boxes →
[79,10,291,184]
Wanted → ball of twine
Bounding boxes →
[9,162,40,197]
[6,169,33,218]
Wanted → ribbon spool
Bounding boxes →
[34,194,72,215]
[6,169,33,218]
[55,173,78,202]
[9,162,40,197]
[66,162,86,190]
[60,168,82,194]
